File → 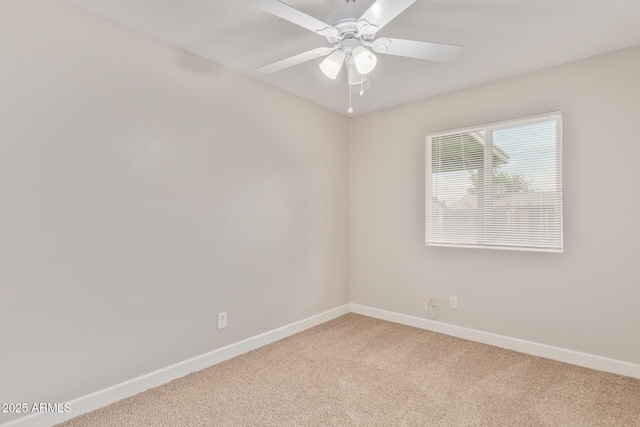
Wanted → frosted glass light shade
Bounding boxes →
[347,63,367,85]
[319,51,345,80]
[353,46,377,75]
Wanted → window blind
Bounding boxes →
[426,112,563,252]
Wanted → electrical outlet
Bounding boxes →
[217,312,227,330]
[450,296,458,309]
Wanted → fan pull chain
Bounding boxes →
[347,60,354,113]
[360,79,364,96]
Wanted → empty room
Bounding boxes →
[2,0,640,426]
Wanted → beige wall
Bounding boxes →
[350,42,640,363]
[350,45,640,364]
[3,0,640,422]
[0,0,349,421]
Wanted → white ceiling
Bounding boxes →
[68,0,640,115]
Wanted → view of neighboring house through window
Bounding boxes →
[426,112,563,252]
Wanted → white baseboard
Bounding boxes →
[350,303,640,379]
[5,302,638,427]
[1,304,351,427]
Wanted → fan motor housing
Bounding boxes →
[325,9,374,43]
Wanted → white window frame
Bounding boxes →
[426,111,563,252]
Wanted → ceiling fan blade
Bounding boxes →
[356,0,417,34]
[246,0,338,37]
[371,38,463,63]
[258,47,335,73]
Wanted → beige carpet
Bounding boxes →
[58,314,640,426]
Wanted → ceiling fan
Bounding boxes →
[246,0,463,113]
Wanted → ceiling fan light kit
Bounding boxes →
[353,46,377,75]
[319,50,346,80]
[246,0,463,113]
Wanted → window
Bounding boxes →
[426,112,563,252]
